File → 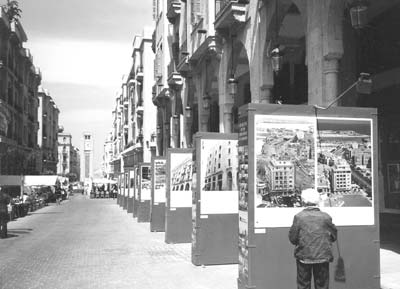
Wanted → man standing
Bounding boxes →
[289,189,337,289]
[0,187,10,239]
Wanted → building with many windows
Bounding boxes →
[57,128,80,181]
[0,11,42,175]
[106,0,400,217]
[38,87,59,174]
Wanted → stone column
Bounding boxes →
[323,56,340,106]
[260,84,274,103]
[223,103,234,133]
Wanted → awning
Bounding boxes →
[24,175,59,187]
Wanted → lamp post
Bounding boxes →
[185,106,192,119]
[314,73,372,110]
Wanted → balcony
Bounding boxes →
[151,29,156,53]
[190,18,222,64]
[167,0,181,24]
[135,66,144,82]
[214,0,249,32]
[123,97,129,107]
[167,59,183,87]
[176,40,191,77]
[136,99,144,114]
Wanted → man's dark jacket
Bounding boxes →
[289,207,337,263]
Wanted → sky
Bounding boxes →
[18,0,154,172]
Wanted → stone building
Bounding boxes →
[57,129,80,181]
[0,11,42,175]
[38,87,59,174]
[110,28,156,184]
[150,0,400,214]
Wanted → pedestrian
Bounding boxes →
[0,187,10,239]
[289,188,337,289]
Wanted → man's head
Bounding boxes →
[301,188,320,206]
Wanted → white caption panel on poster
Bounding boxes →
[200,139,238,214]
[170,153,193,208]
[254,115,374,227]
[154,159,167,203]
[141,166,151,201]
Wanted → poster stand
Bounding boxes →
[127,169,135,214]
[192,132,239,266]
[133,165,139,218]
[237,103,380,289]
[117,173,123,207]
[165,148,194,243]
[137,163,151,223]
[123,171,128,210]
[150,157,167,232]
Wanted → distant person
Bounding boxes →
[0,188,10,238]
[289,189,337,289]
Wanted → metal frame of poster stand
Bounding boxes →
[237,103,380,289]
[122,171,128,210]
[133,165,139,218]
[165,148,194,244]
[127,168,135,214]
[192,132,239,266]
[150,157,167,232]
[137,163,151,222]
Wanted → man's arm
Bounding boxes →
[327,217,337,242]
[289,215,299,245]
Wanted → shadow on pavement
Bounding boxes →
[29,212,63,215]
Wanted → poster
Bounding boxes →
[170,152,193,208]
[154,159,167,203]
[200,139,238,214]
[254,115,374,227]
[238,117,249,284]
[141,165,151,201]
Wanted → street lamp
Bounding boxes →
[349,0,369,29]
[270,46,283,74]
[185,106,192,119]
[228,75,238,96]
[203,94,211,110]
[314,72,372,110]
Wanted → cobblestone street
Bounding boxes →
[0,195,236,289]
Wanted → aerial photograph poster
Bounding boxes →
[254,115,374,227]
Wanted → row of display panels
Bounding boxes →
[118,107,378,227]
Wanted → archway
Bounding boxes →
[229,40,250,133]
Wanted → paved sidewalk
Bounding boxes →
[0,195,236,289]
[0,194,398,289]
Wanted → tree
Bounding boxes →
[2,0,21,22]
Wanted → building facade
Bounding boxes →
[57,129,80,181]
[0,11,42,175]
[37,87,59,174]
[109,28,157,183]
[104,0,400,215]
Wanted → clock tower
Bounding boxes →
[80,132,94,182]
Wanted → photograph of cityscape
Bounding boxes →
[169,153,193,208]
[140,166,151,200]
[201,139,238,191]
[317,117,373,207]
[255,115,315,208]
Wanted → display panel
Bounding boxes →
[254,115,374,227]
[154,159,167,203]
[141,165,151,201]
[170,152,193,208]
[238,116,249,283]
[200,139,238,214]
